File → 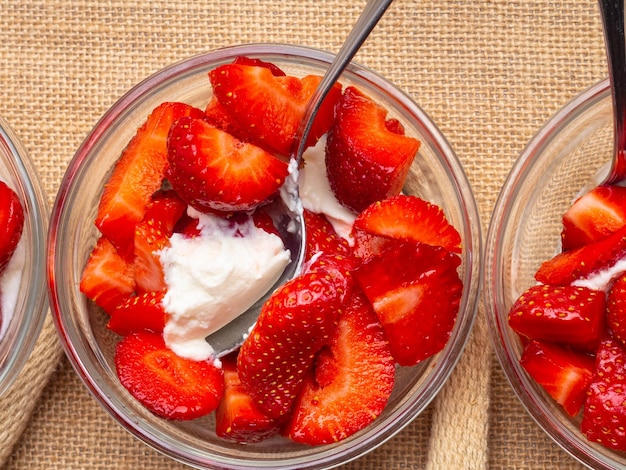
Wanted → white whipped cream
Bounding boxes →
[0,237,25,339]
[159,208,290,361]
[572,257,626,292]
[299,136,356,243]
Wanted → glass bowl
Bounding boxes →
[0,116,49,395]
[48,43,481,469]
[484,78,626,469]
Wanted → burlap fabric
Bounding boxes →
[0,0,608,468]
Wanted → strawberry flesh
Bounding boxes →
[303,209,350,261]
[0,181,23,274]
[284,292,395,445]
[107,291,168,336]
[608,274,626,348]
[115,332,224,420]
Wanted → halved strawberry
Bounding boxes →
[284,291,395,445]
[115,332,224,420]
[132,190,186,293]
[107,291,168,336]
[582,337,626,451]
[237,271,344,418]
[80,236,136,314]
[233,56,286,76]
[520,340,595,417]
[95,102,204,258]
[305,252,357,305]
[215,355,280,443]
[535,224,626,287]
[508,284,606,352]
[351,195,462,261]
[0,181,23,274]
[167,116,289,212]
[607,274,626,348]
[208,62,342,156]
[561,185,626,251]
[304,209,350,261]
[352,241,463,366]
[325,86,420,212]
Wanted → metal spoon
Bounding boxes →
[598,0,626,185]
[206,0,394,357]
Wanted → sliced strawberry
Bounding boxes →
[351,195,462,261]
[520,340,595,417]
[561,185,626,251]
[304,209,350,260]
[215,355,280,443]
[132,190,186,293]
[115,332,224,420]
[508,284,606,352]
[167,116,289,212]
[305,252,357,305]
[582,337,626,451]
[95,102,204,258]
[535,224,626,287]
[325,86,420,212]
[285,291,394,445]
[209,63,342,155]
[237,271,344,418]
[80,236,136,314]
[107,291,168,336]
[607,274,626,348]
[0,181,23,274]
[233,56,286,76]
[353,241,462,366]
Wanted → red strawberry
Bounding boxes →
[215,355,280,443]
[607,274,626,348]
[351,195,462,261]
[233,56,286,76]
[107,291,168,336]
[535,224,626,287]
[582,337,626,451]
[95,102,204,259]
[508,284,606,352]
[237,271,344,418]
[209,63,342,156]
[80,236,136,314]
[115,332,224,420]
[284,292,395,445]
[305,252,357,305]
[167,116,289,212]
[352,241,462,366]
[303,209,350,260]
[132,190,186,293]
[325,86,420,212]
[561,185,626,251]
[520,340,595,417]
[0,181,23,274]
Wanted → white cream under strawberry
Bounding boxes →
[158,208,290,362]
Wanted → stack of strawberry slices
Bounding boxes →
[80,56,465,446]
[508,185,626,452]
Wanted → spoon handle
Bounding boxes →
[599,0,626,184]
[292,0,394,161]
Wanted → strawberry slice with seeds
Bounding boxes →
[607,274,626,348]
[351,195,462,261]
[233,56,287,76]
[353,241,463,366]
[508,284,606,352]
[0,181,23,274]
[95,102,204,258]
[107,291,168,336]
[582,337,626,451]
[237,271,344,419]
[520,340,595,417]
[215,355,280,443]
[535,224,626,287]
[561,185,626,251]
[209,62,342,156]
[304,209,350,260]
[284,292,395,445]
[132,190,186,293]
[325,86,420,212]
[80,236,136,314]
[167,116,289,212]
[115,332,224,421]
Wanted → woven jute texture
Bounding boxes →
[0,0,609,469]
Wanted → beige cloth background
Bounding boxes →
[0,0,608,468]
